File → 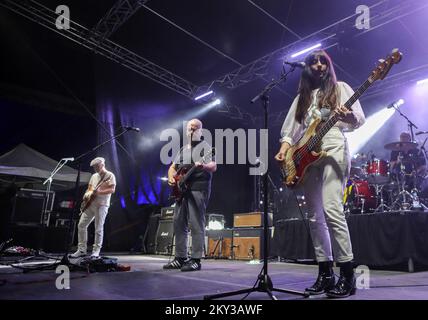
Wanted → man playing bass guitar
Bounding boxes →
[164,119,216,272]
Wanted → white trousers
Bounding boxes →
[77,204,109,253]
[303,127,353,263]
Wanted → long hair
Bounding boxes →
[295,50,338,123]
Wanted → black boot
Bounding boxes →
[326,261,356,298]
[305,261,335,295]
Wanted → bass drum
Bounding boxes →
[344,179,377,214]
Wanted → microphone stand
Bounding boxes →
[204,66,307,300]
[16,127,136,272]
[390,104,418,141]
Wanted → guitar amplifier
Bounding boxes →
[232,227,273,260]
[155,219,174,255]
[206,229,233,259]
[160,207,175,220]
[11,188,55,226]
[233,212,273,228]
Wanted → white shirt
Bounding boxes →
[280,81,366,145]
[88,170,116,207]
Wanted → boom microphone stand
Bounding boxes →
[14,127,138,272]
[204,67,307,300]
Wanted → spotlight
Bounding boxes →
[290,43,322,58]
[194,90,214,101]
[213,98,221,106]
[159,176,168,181]
[417,78,428,86]
[345,106,396,155]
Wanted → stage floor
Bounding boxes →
[1,254,428,300]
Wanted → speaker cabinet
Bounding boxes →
[206,229,233,259]
[143,214,160,254]
[232,227,273,260]
[11,188,55,225]
[155,219,174,255]
[233,212,272,228]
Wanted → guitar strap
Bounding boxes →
[94,172,111,190]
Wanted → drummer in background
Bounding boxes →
[389,132,426,188]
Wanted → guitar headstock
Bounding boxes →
[369,49,402,83]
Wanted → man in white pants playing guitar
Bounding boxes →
[70,157,116,258]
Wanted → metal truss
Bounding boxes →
[362,64,428,100]
[0,0,199,99]
[197,0,428,94]
[92,0,147,39]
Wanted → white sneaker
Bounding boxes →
[91,250,100,258]
[70,250,86,258]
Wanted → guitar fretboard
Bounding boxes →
[306,77,373,152]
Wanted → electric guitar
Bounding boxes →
[80,176,112,214]
[281,49,402,188]
[170,148,215,202]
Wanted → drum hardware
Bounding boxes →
[389,161,419,211]
[373,184,391,213]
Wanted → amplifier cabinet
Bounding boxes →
[232,227,273,260]
[233,212,273,228]
[206,229,233,259]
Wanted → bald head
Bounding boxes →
[186,119,203,140]
[400,132,411,142]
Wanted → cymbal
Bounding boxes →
[384,141,418,152]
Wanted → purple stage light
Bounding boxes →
[416,78,428,86]
[194,90,214,101]
[290,43,322,58]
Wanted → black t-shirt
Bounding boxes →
[390,149,426,173]
[173,140,214,191]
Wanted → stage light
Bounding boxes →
[290,43,322,58]
[159,176,168,181]
[194,90,214,101]
[345,105,396,155]
[416,78,428,86]
[213,98,221,106]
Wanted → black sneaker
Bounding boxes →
[181,259,201,272]
[163,257,186,270]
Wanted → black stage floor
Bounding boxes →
[1,254,428,300]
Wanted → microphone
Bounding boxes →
[284,61,306,68]
[123,126,140,132]
[61,157,74,161]
[416,131,428,135]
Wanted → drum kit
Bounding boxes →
[344,140,428,214]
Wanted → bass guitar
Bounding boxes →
[281,49,402,188]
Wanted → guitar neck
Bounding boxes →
[309,78,373,148]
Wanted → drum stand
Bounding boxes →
[390,171,414,211]
[373,184,391,213]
